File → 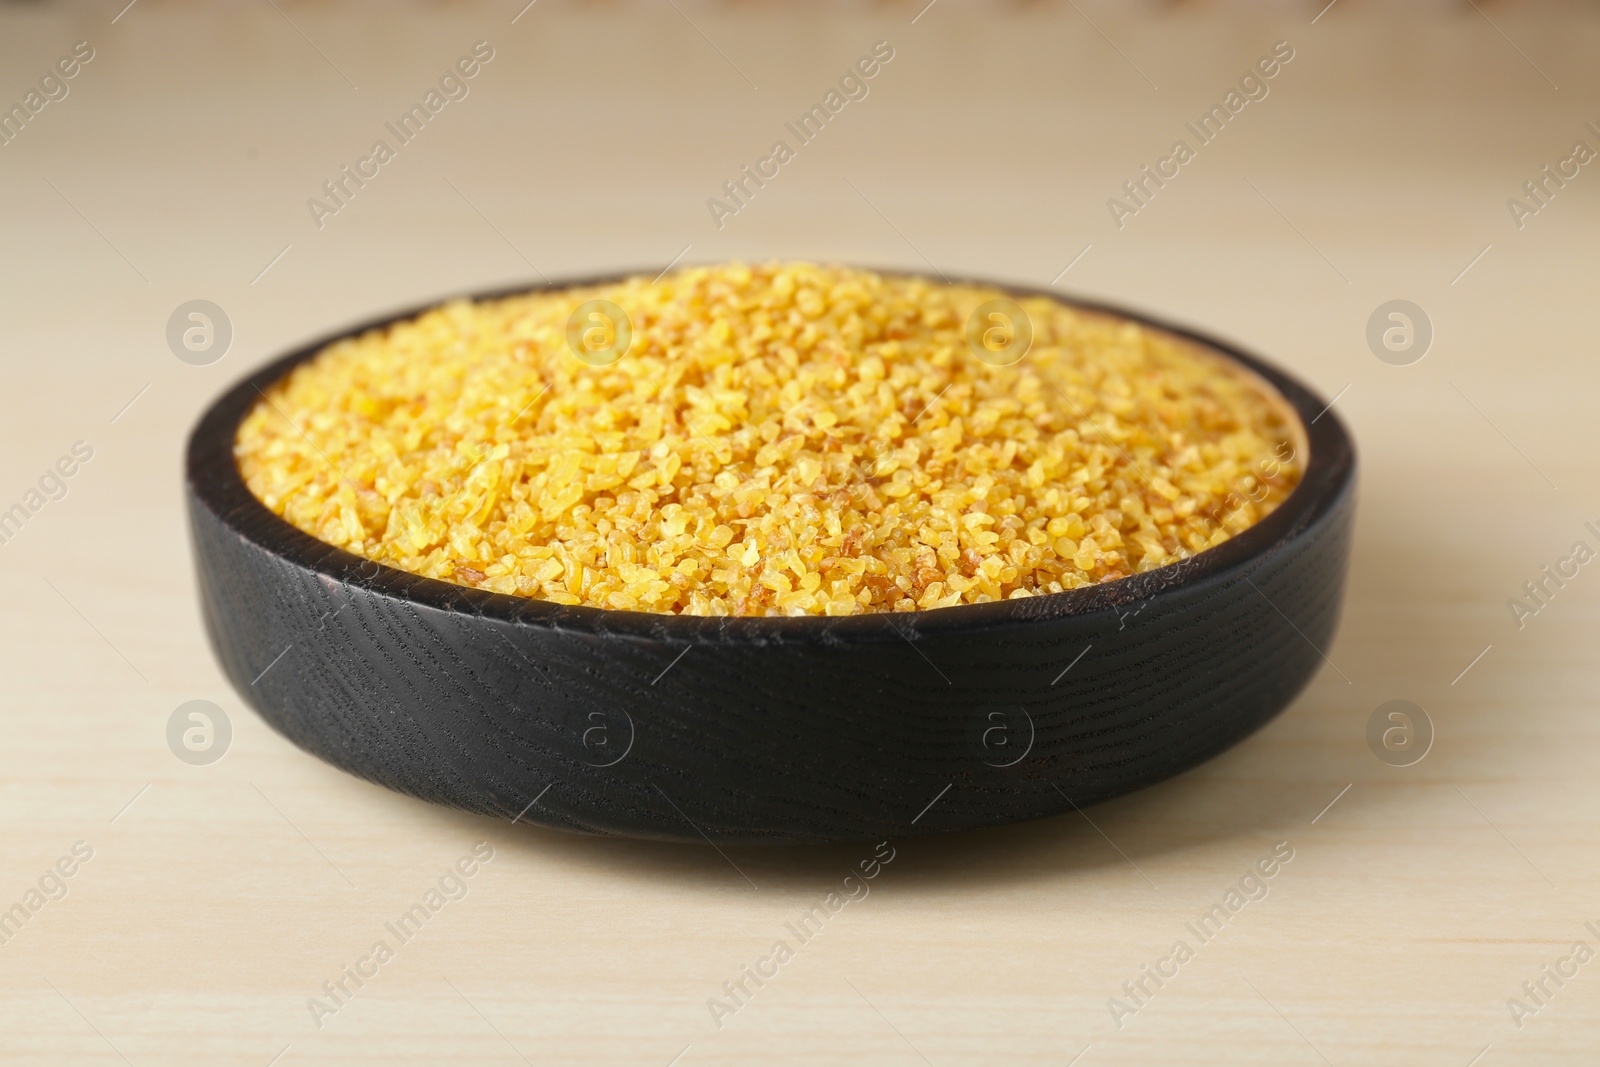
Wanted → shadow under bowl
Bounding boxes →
[186,273,1356,843]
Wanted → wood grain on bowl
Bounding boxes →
[186,274,1355,843]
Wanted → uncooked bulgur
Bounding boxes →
[236,262,1302,616]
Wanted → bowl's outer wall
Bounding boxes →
[188,452,1352,844]
[187,277,1356,842]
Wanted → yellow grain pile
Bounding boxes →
[236,262,1301,616]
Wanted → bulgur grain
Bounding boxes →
[235,262,1301,616]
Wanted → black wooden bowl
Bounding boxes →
[186,274,1355,843]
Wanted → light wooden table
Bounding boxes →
[3,2,1598,1063]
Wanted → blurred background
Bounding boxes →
[4,1,1599,1064]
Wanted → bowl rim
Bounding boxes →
[186,267,1356,644]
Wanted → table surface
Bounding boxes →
[3,2,1599,1063]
